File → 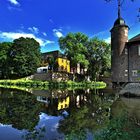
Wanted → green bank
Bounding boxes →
[0,79,106,90]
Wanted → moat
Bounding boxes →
[0,87,140,140]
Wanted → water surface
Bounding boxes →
[0,88,139,140]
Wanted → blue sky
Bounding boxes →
[0,0,140,52]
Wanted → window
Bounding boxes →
[61,66,64,71]
[124,29,128,37]
[43,68,48,73]
[132,70,138,77]
[61,105,63,109]
[125,70,128,76]
[138,46,140,56]
[42,97,47,101]
[125,48,128,55]
[125,74,128,76]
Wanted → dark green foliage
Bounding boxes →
[0,37,41,79]
[95,112,140,140]
[87,37,111,79]
[65,129,87,140]
[10,37,41,77]
[0,42,13,78]
[0,88,44,131]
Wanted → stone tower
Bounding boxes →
[111,0,129,85]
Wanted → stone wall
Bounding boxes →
[128,43,140,82]
[33,73,52,81]
[33,72,73,82]
[111,26,129,83]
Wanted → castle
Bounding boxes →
[111,4,140,86]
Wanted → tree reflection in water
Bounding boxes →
[0,88,44,131]
[57,89,116,139]
[22,126,46,140]
[0,87,117,140]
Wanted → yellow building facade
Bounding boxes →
[57,57,70,73]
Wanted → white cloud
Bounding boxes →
[104,37,111,43]
[0,31,54,47]
[53,29,63,38]
[45,40,55,44]
[28,27,39,34]
[43,32,47,36]
[8,0,20,6]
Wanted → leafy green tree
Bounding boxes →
[87,37,111,79]
[10,37,41,78]
[59,32,89,69]
[59,33,111,80]
[0,42,12,79]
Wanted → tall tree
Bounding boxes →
[87,38,111,79]
[59,32,89,69]
[10,37,41,78]
[0,42,12,79]
[59,33,111,80]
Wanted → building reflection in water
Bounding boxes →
[58,96,70,110]
[31,89,93,116]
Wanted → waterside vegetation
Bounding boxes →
[95,112,140,140]
[0,79,106,90]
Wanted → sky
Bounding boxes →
[0,0,140,52]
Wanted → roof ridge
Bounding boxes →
[129,33,140,42]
